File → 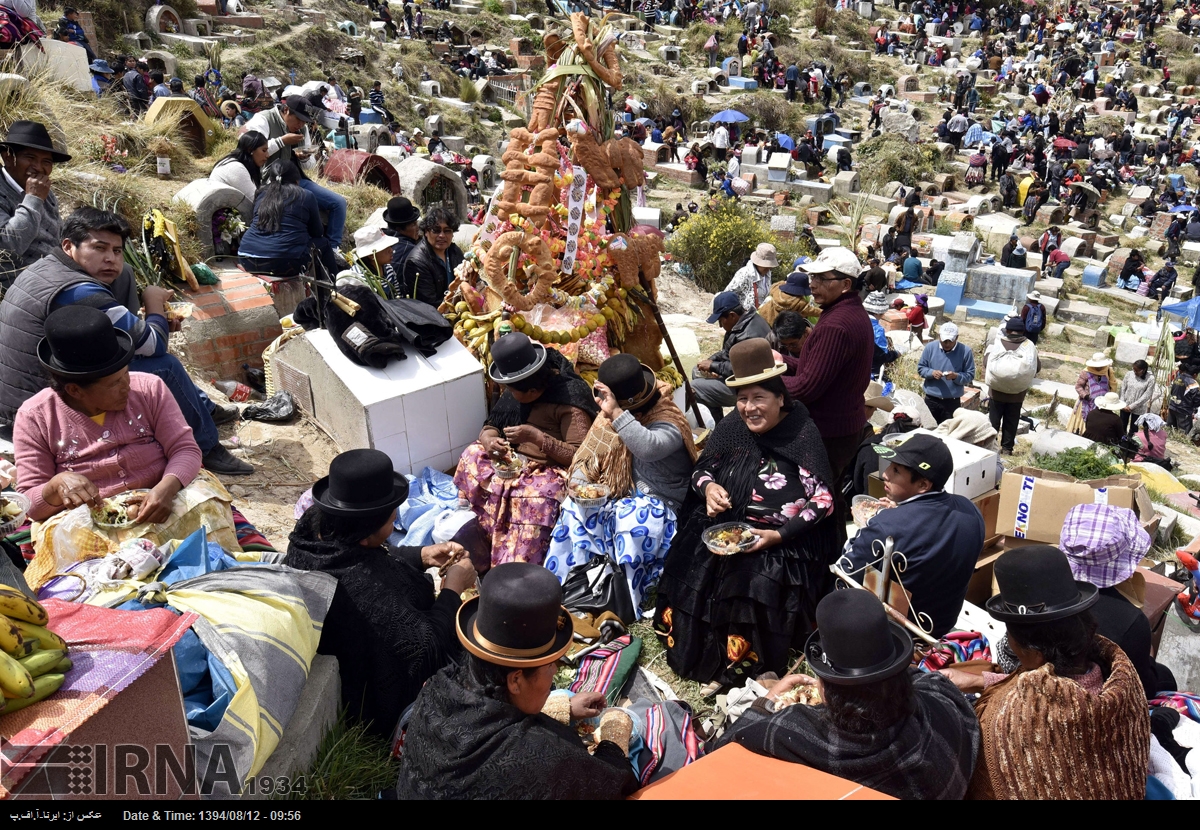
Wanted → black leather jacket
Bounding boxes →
[402,238,463,308]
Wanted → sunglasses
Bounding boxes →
[808,272,852,283]
[429,227,454,236]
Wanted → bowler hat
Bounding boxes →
[986,545,1099,623]
[456,562,573,668]
[0,120,71,163]
[37,305,134,382]
[725,338,786,388]
[311,448,410,518]
[383,196,420,226]
[488,331,546,385]
[805,591,913,686]
[597,353,656,411]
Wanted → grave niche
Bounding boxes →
[146,4,183,33]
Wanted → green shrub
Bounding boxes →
[459,76,480,103]
[666,201,805,294]
[1030,447,1120,480]
[484,0,504,13]
[853,132,946,189]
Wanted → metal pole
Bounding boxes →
[641,290,708,426]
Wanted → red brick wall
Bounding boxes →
[182,273,283,380]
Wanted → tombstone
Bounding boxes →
[419,80,442,98]
[173,180,247,259]
[447,23,467,45]
[721,56,741,78]
[182,18,211,37]
[691,79,718,95]
[691,120,711,136]
[937,232,981,313]
[141,49,179,79]
[352,124,394,154]
[806,112,841,138]
[833,170,860,197]
[852,81,873,97]
[123,32,152,50]
[146,4,183,33]
[632,206,662,229]
[707,69,728,86]
[897,74,920,93]
[856,0,875,16]
[877,83,896,98]
[524,13,544,28]
[325,150,402,195]
[767,152,792,183]
[392,155,469,218]
[442,136,466,153]
[657,44,681,62]
[16,39,90,93]
[742,145,760,165]
[881,108,919,142]
[0,73,28,99]
[473,154,497,190]
[144,97,214,155]
[510,36,536,56]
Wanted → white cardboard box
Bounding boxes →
[880,429,999,501]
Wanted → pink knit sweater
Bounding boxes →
[14,373,203,521]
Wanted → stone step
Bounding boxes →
[1054,298,1110,326]
[1094,286,1156,310]
[1029,379,1080,404]
[959,298,1012,320]
[157,32,217,55]
[212,13,264,28]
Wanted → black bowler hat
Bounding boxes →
[488,331,546,385]
[804,590,913,686]
[986,545,1099,623]
[456,562,573,668]
[1,120,71,163]
[37,306,134,382]
[383,196,420,226]
[597,354,655,410]
[311,448,410,518]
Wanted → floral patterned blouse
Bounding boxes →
[692,453,833,541]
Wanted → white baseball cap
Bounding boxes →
[939,322,959,342]
[801,247,862,279]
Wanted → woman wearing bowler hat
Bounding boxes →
[396,563,638,799]
[285,448,477,739]
[453,332,598,567]
[720,590,980,800]
[654,338,839,687]
[939,545,1150,800]
[543,354,698,612]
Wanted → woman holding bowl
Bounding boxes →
[654,338,839,686]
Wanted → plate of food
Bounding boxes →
[850,495,887,528]
[166,301,194,322]
[773,683,823,709]
[492,450,525,480]
[702,522,758,556]
[91,490,150,528]
[0,491,30,537]
[569,482,609,509]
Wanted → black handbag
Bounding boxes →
[382,298,454,357]
[561,554,636,625]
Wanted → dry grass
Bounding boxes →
[854,132,947,189]
[327,178,392,249]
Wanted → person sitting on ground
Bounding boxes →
[0,121,68,289]
[88,59,115,98]
[939,545,1150,800]
[400,207,463,309]
[0,208,248,474]
[690,291,772,424]
[984,316,1039,455]
[841,433,985,638]
[379,196,421,299]
[12,307,261,586]
[395,563,638,799]
[918,322,975,424]
[454,333,598,568]
[719,589,980,800]
[655,339,840,685]
[284,449,478,738]
[208,131,268,220]
[245,95,348,255]
[758,268,821,325]
[58,7,96,63]
[1083,391,1127,445]
[545,354,698,613]
[219,100,247,129]
[901,248,923,283]
[1167,358,1200,434]
[1059,504,1177,698]
[238,161,339,277]
[922,257,944,286]
[1148,258,1178,303]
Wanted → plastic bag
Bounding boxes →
[48,504,111,578]
[243,391,297,423]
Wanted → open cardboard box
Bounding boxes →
[995,466,1157,544]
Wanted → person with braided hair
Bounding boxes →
[654,339,840,686]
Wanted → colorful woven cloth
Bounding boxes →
[916,630,991,672]
[568,635,642,706]
[231,507,275,552]
[0,599,196,798]
[1151,692,1200,722]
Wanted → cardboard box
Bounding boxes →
[879,430,999,501]
[995,466,1153,544]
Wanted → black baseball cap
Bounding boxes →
[282,95,314,123]
[707,291,742,323]
[873,433,953,491]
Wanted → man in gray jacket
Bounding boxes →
[0,121,69,290]
[691,291,772,424]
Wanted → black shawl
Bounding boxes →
[692,403,835,524]
[485,348,599,430]
[283,509,462,739]
[395,665,638,800]
[720,670,980,800]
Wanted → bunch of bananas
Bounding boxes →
[447,303,503,362]
[0,586,69,715]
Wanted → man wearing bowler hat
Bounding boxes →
[691,290,771,424]
[720,590,980,800]
[0,121,70,288]
[380,196,421,298]
[842,432,984,638]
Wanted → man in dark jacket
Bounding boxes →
[1000,233,1018,268]
[122,56,151,114]
[843,434,985,638]
[0,120,68,288]
[380,196,421,299]
[990,136,1010,181]
[691,290,772,423]
[401,207,463,308]
[1168,359,1200,433]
